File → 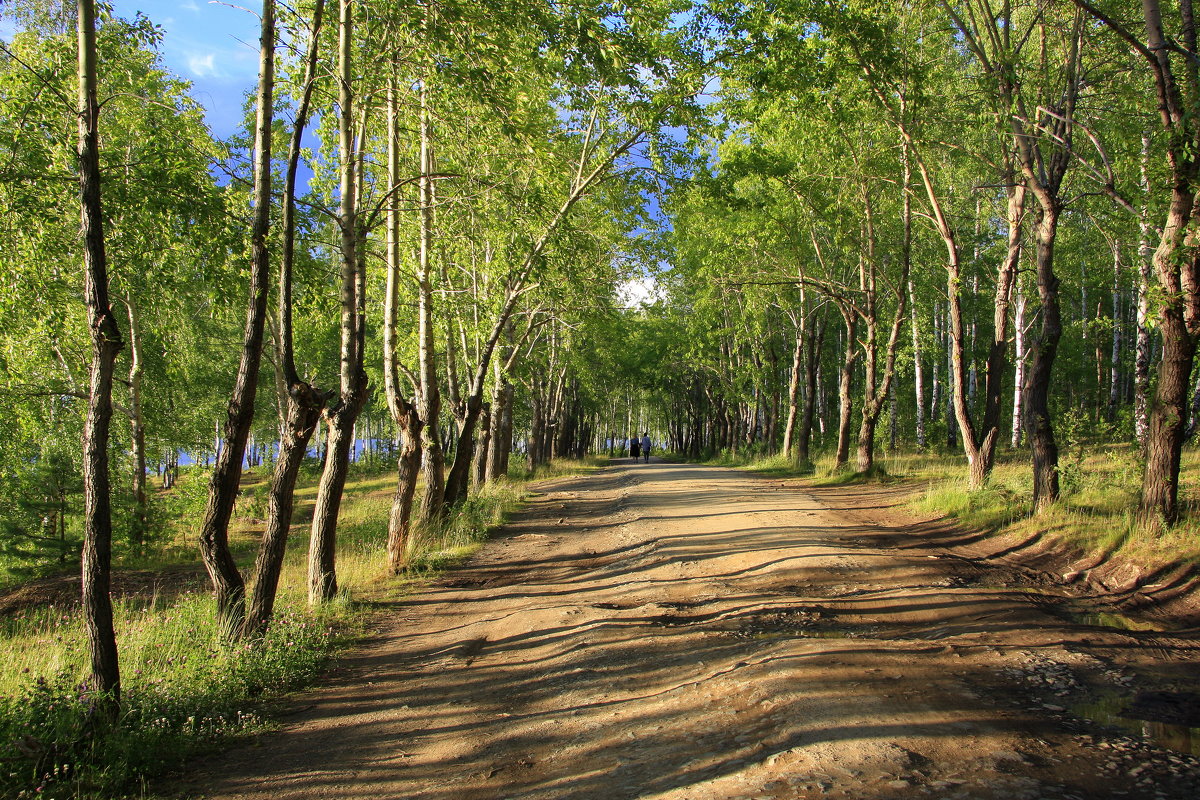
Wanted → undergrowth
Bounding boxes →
[0,457,596,799]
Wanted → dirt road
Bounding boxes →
[178,460,1200,799]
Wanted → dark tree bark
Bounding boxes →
[1023,204,1064,510]
[855,180,909,474]
[198,0,276,634]
[78,0,121,705]
[485,367,514,482]
[245,0,327,636]
[528,391,546,471]
[386,409,423,572]
[472,402,492,490]
[796,311,826,468]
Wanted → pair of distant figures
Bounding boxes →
[629,433,652,463]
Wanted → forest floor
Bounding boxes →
[171,460,1200,800]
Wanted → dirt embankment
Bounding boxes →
[802,478,1200,626]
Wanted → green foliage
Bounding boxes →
[0,452,81,582]
[0,594,354,799]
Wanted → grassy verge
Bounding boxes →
[703,444,1200,577]
[0,457,599,799]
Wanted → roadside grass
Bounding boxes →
[0,457,596,799]
[706,443,1200,577]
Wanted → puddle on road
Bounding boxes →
[1051,604,1179,634]
[1074,692,1200,756]
[1071,609,1174,632]
[750,628,852,640]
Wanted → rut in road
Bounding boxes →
[178,461,1200,800]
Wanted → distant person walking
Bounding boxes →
[640,432,652,463]
[629,434,641,461]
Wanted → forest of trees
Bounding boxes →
[4,0,1200,715]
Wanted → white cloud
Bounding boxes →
[619,277,663,309]
[187,52,218,77]
[180,0,200,12]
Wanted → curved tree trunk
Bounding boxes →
[198,0,275,636]
[485,373,514,481]
[248,393,321,631]
[308,0,367,604]
[978,179,1026,477]
[856,168,910,474]
[244,0,327,637]
[443,394,482,507]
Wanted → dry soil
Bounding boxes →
[174,459,1200,799]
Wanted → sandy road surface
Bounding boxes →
[177,460,1200,799]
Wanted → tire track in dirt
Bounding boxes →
[174,461,1200,800]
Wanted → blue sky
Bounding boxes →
[112,0,261,137]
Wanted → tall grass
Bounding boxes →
[0,458,597,799]
[0,594,354,799]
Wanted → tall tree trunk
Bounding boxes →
[442,393,482,506]
[1134,132,1154,447]
[978,178,1025,472]
[781,299,805,459]
[797,311,825,468]
[929,301,942,428]
[1139,184,1200,524]
[383,63,423,574]
[528,390,545,471]
[245,0,327,637]
[1108,242,1122,422]
[416,73,446,525]
[78,0,121,704]
[1024,204,1063,511]
[908,280,926,450]
[309,0,367,603]
[124,298,147,553]
[856,166,910,473]
[198,0,275,635]
[834,307,858,470]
